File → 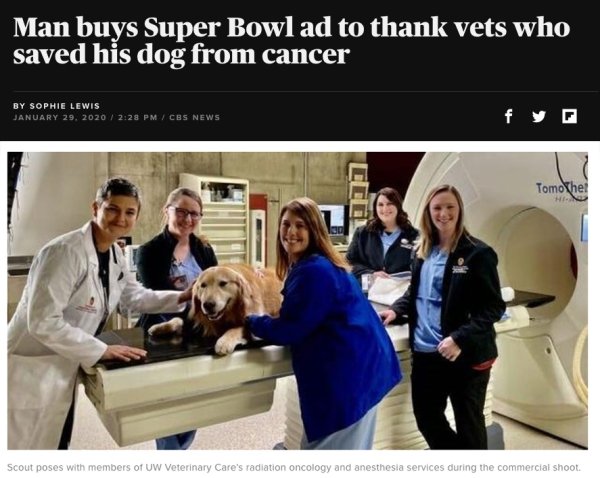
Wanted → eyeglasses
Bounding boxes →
[169,206,203,221]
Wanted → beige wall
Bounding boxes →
[103,152,366,267]
[9,152,98,256]
[10,152,365,266]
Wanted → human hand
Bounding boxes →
[101,345,147,362]
[178,284,194,304]
[253,267,265,278]
[437,336,462,362]
[379,309,397,326]
[373,271,391,279]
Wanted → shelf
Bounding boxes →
[204,209,246,215]
[203,224,247,230]
[180,173,250,264]
[209,237,247,242]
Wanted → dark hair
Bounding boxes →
[275,197,349,280]
[366,187,412,232]
[95,177,141,210]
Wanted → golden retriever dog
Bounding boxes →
[148,264,282,355]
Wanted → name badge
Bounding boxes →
[400,238,415,250]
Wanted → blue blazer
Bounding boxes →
[248,254,401,442]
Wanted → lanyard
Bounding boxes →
[94,287,110,336]
[94,245,116,336]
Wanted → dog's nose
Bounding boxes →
[203,301,216,313]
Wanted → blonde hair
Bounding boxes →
[276,197,350,280]
[161,187,210,244]
[163,187,202,211]
[417,184,471,259]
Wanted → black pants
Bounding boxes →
[411,351,490,450]
[58,400,75,450]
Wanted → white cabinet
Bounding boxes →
[179,174,249,264]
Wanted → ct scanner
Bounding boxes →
[402,152,588,448]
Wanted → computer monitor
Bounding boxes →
[318,204,349,243]
[125,245,140,272]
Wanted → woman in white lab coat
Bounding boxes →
[7,178,190,450]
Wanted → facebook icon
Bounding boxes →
[505,109,513,124]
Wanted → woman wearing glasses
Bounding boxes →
[136,187,217,450]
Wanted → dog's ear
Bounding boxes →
[188,280,202,319]
[191,295,202,319]
[226,271,253,315]
[188,279,213,336]
[238,275,254,313]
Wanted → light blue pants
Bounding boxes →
[156,430,196,450]
[300,405,378,450]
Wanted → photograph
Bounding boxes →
[6,151,588,452]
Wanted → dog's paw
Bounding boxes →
[214,328,247,355]
[148,317,184,336]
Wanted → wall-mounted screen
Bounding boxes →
[318,204,349,242]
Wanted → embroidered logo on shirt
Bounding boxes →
[452,258,469,274]
[76,297,98,313]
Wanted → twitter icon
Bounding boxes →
[532,110,546,123]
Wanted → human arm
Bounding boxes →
[346,228,377,279]
[373,270,391,278]
[25,244,108,367]
[378,284,412,326]
[248,260,334,345]
[119,269,187,315]
[101,344,147,362]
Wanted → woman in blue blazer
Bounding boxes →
[248,197,401,449]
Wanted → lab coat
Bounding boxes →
[7,222,184,449]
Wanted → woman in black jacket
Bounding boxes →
[380,184,505,450]
[346,187,418,282]
[136,187,217,450]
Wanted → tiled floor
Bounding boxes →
[70,381,584,451]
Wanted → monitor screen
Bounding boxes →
[318,204,349,240]
[581,213,588,242]
[125,245,140,272]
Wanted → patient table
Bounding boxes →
[81,291,548,448]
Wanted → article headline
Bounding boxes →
[13,15,571,70]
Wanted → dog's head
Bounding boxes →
[190,266,253,334]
